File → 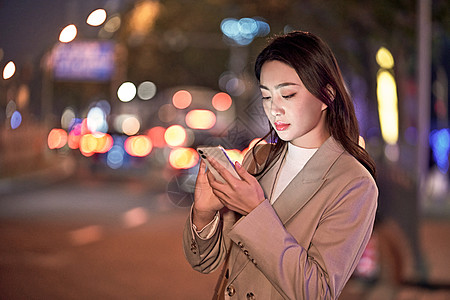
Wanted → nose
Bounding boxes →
[270,96,284,117]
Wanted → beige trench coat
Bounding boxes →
[183,137,378,299]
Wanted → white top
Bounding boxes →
[270,143,318,204]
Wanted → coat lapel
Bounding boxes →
[270,137,344,224]
[227,137,344,283]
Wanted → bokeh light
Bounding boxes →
[212,92,233,111]
[104,15,121,33]
[3,61,16,80]
[122,116,140,135]
[48,129,68,149]
[124,135,153,157]
[59,24,77,43]
[242,138,267,158]
[225,149,243,164]
[185,109,216,130]
[172,90,192,109]
[164,125,186,147]
[79,134,98,156]
[430,128,450,174]
[95,134,114,153]
[169,148,199,169]
[10,111,22,129]
[137,81,157,100]
[61,107,76,130]
[117,82,137,102]
[6,100,16,118]
[359,136,366,149]
[87,9,107,26]
[147,126,166,148]
[377,70,399,145]
[218,72,246,96]
[68,130,81,149]
[376,47,395,69]
[87,107,108,134]
[107,145,125,169]
[220,17,270,45]
[68,119,83,149]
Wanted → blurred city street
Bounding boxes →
[0,160,449,299]
[0,162,221,299]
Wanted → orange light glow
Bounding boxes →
[164,125,186,147]
[225,149,243,164]
[68,131,81,149]
[359,136,366,149]
[169,148,199,169]
[212,92,233,111]
[79,133,113,156]
[81,118,90,135]
[242,138,267,158]
[185,109,216,130]
[48,129,68,149]
[95,134,114,153]
[147,126,166,148]
[79,134,97,156]
[124,135,153,157]
[172,90,192,109]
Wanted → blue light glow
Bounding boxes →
[430,128,450,173]
[107,145,124,169]
[11,110,22,129]
[220,17,270,46]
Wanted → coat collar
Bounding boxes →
[259,136,344,224]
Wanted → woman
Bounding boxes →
[183,31,378,299]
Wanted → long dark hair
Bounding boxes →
[252,31,376,178]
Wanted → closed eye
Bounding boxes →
[282,93,296,99]
[261,96,271,101]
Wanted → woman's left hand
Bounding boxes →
[206,158,266,215]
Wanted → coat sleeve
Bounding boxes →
[182,206,228,273]
[227,176,378,299]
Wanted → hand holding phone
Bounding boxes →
[197,146,240,183]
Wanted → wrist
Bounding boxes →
[192,207,217,229]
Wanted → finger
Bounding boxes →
[198,159,207,174]
[207,157,238,184]
[212,190,247,215]
[234,161,253,183]
[206,168,220,185]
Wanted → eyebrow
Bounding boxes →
[259,82,299,90]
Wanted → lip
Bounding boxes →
[274,121,290,131]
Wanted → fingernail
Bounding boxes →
[235,161,241,168]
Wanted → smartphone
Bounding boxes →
[197,146,240,182]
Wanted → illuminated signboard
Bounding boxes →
[52,41,115,81]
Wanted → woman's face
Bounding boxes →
[259,60,329,148]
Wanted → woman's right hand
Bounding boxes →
[192,159,224,229]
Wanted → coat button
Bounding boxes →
[246,292,255,299]
[238,241,244,248]
[226,285,235,296]
[243,250,249,256]
[190,241,197,254]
